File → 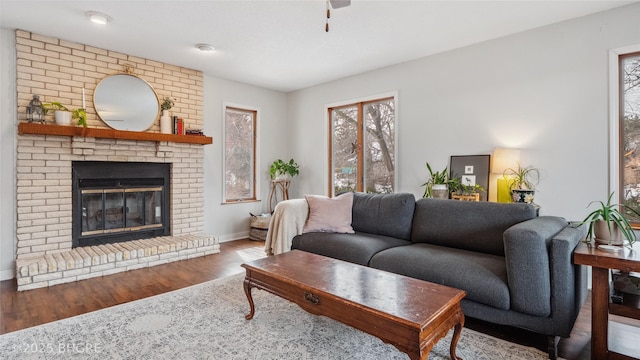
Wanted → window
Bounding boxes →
[620,52,640,223]
[328,96,396,195]
[224,106,257,202]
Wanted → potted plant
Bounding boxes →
[421,163,449,199]
[449,177,485,201]
[269,159,299,180]
[160,96,174,112]
[581,192,639,248]
[42,101,72,125]
[503,162,540,203]
[159,97,174,134]
[42,102,88,127]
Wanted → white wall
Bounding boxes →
[0,28,16,280]
[287,3,640,222]
[202,76,288,242]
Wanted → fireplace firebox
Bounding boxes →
[72,161,171,248]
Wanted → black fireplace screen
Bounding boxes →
[81,187,163,235]
[72,161,170,247]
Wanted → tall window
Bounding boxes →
[620,52,640,223]
[329,96,396,195]
[224,106,257,202]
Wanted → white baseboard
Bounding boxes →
[218,231,250,243]
[1,268,15,281]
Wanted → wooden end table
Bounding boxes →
[242,250,466,360]
[573,242,640,360]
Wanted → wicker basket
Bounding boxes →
[249,213,271,241]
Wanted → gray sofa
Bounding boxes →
[291,192,587,359]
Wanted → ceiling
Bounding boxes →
[0,0,636,92]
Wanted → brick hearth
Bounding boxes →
[16,234,217,291]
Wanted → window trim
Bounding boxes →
[222,103,261,204]
[325,92,399,196]
[611,46,640,225]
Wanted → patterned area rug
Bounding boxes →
[0,274,555,359]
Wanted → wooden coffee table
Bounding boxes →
[242,250,466,360]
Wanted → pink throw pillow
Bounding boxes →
[302,193,354,233]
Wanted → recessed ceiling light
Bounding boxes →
[196,44,215,52]
[85,11,111,25]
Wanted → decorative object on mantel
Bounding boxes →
[160,96,174,134]
[94,73,160,132]
[26,95,45,123]
[41,101,87,127]
[580,191,639,248]
[186,129,204,136]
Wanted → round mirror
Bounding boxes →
[93,74,159,132]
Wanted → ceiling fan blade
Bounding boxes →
[329,0,351,9]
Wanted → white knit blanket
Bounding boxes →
[264,198,309,255]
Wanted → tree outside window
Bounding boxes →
[620,52,640,222]
[329,97,396,195]
[224,106,257,202]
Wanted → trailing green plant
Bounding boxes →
[269,159,299,180]
[41,102,69,114]
[73,108,88,128]
[42,102,87,127]
[580,192,639,247]
[160,97,175,111]
[503,162,540,190]
[421,162,449,198]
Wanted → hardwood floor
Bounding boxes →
[1,239,638,359]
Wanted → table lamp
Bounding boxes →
[492,148,520,203]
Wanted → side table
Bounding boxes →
[573,242,640,359]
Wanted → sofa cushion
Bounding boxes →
[369,243,510,310]
[351,192,415,240]
[291,232,411,266]
[411,198,537,256]
[303,193,354,234]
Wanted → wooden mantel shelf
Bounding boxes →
[18,122,213,145]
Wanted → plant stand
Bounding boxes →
[268,179,290,212]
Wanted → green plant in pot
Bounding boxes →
[503,162,539,204]
[160,97,174,111]
[269,159,299,180]
[449,177,486,196]
[581,192,639,248]
[42,102,87,127]
[421,163,449,199]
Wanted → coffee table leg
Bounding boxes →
[449,312,465,360]
[243,277,255,320]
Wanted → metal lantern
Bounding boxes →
[26,95,44,123]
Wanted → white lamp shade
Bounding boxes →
[492,148,520,174]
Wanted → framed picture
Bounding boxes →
[449,155,491,201]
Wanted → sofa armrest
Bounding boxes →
[548,222,588,336]
[503,216,569,317]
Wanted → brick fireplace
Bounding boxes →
[13,30,218,291]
